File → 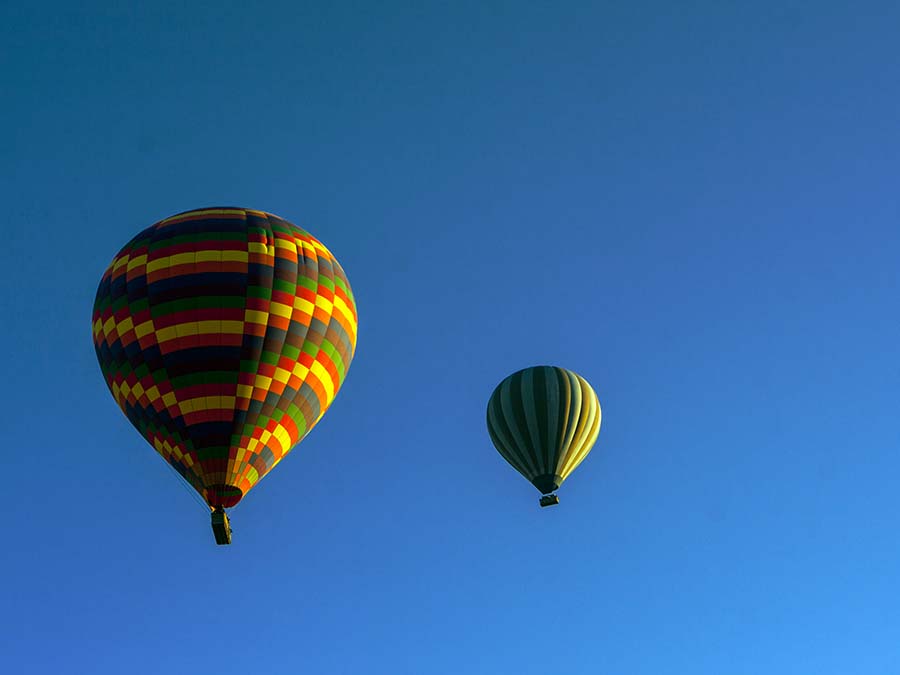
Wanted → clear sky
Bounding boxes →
[3,1,900,673]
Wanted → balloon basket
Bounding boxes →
[211,508,232,545]
[539,494,560,508]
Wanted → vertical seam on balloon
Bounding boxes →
[166,212,216,497]
[141,215,206,497]
[556,369,580,479]
[487,395,533,479]
[252,214,309,479]
[145,219,191,483]
[248,213,288,484]
[286,228,323,445]
[552,367,574,478]
[138,221,206,499]
[501,373,540,478]
[233,212,275,494]
[559,375,588,478]
[561,376,600,478]
[521,367,547,477]
[281,228,323,461]
[228,209,253,492]
[533,366,553,479]
[294,235,335,438]
[181,214,207,484]
[542,366,561,481]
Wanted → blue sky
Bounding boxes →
[3,1,900,672]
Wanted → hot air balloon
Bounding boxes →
[92,207,358,543]
[486,366,601,507]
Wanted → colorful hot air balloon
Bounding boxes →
[92,207,358,543]
[486,366,601,507]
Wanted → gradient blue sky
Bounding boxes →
[3,1,900,673]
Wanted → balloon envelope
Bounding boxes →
[92,207,358,508]
[486,366,600,494]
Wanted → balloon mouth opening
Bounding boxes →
[531,474,563,495]
[206,484,244,509]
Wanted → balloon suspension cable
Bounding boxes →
[160,457,212,514]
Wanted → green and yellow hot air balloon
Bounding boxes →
[487,366,601,507]
[92,207,358,543]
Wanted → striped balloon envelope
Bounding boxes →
[92,207,357,512]
[486,366,601,503]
